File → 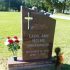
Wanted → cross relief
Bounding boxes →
[25,12,33,30]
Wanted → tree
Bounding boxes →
[0,0,7,11]
[62,0,66,13]
[53,1,64,13]
[4,0,22,11]
[54,0,70,13]
[64,0,70,13]
[45,0,53,12]
[22,0,53,12]
[10,0,22,11]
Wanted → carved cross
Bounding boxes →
[25,12,33,30]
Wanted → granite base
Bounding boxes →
[8,57,55,70]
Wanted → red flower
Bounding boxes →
[8,39,13,44]
[13,36,18,39]
[15,39,19,43]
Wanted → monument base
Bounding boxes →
[8,57,55,70]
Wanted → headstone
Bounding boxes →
[22,7,56,61]
[8,7,56,70]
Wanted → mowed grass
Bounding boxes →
[0,12,70,70]
[53,18,70,64]
[0,12,21,58]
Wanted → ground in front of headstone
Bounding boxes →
[0,58,8,70]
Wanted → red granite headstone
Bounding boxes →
[21,7,56,61]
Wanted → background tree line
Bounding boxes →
[0,0,70,14]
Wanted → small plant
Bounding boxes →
[55,47,64,70]
[5,36,20,58]
[55,47,61,56]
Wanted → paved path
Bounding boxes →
[50,14,70,20]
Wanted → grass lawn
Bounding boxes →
[0,12,70,70]
[0,12,21,58]
[53,18,70,64]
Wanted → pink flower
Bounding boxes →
[5,36,20,53]
[13,36,20,43]
[5,37,11,45]
[5,36,20,46]
[13,36,18,39]
[5,40,9,45]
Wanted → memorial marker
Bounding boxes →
[22,7,56,61]
[8,7,56,70]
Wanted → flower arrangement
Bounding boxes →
[5,36,20,60]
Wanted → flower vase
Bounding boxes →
[13,51,17,61]
[13,56,17,61]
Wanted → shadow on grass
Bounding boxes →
[61,64,70,70]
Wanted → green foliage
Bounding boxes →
[53,0,70,13]
[54,2,64,13]
[8,43,20,52]
[0,0,53,12]
[0,0,69,13]
[24,0,53,12]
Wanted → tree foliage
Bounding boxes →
[53,0,70,13]
[0,0,69,13]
